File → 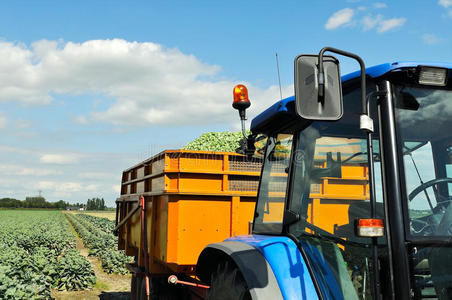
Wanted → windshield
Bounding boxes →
[395,85,452,299]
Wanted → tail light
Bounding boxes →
[357,218,384,237]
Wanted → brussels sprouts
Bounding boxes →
[0,210,95,298]
[183,131,250,152]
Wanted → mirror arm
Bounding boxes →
[318,47,367,115]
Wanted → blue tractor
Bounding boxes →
[196,48,452,300]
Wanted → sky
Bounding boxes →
[1,0,452,206]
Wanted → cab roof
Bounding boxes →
[250,61,452,134]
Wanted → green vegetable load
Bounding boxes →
[183,131,250,152]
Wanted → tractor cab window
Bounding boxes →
[253,134,293,234]
[288,84,386,300]
[395,85,452,299]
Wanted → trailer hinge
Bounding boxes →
[168,275,210,289]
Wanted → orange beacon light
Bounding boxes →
[233,84,251,111]
[233,84,251,121]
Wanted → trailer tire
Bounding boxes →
[136,276,145,300]
[206,261,251,300]
[135,276,186,300]
[131,274,137,299]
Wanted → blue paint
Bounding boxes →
[226,235,319,300]
[251,61,452,133]
[249,95,295,133]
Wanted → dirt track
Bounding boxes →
[52,219,131,300]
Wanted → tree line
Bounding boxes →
[0,196,108,210]
[86,198,106,210]
[0,197,69,209]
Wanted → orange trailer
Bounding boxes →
[115,150,261,279]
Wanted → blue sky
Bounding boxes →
[0,0,451,206]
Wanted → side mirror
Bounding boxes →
[294,54,343,121]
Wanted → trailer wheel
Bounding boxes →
[206,261,251,300]
[131,274,137,299]
[135,276,186,300]
[135,275,145,300]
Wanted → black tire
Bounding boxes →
[206,261,251,300]
[152,278,187,300]
[135,276,185,300]
[131,274,137,299]
[135,275,144,300]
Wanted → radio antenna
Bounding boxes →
[275,52,283,101]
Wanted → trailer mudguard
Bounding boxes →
[196,235,319,300]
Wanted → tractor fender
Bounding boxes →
[196,240,284,300]
[197,235,320,300]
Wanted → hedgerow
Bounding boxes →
[0,210,95,299]
[66,213,132,274]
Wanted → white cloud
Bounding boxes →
[15,119,33,129]
[0,112,6,129]
[362,14,384,30]
[327,5,405,34]
[361,14,405,33]
[422,34,441,45]
[377,17,406,33]
[73,115,89,125]
[86,184,100,192]
[0,164,62,176]
[0,144,133,205]
[0,39,284,127]
[37,181,83,193]
[40,153,80,164]
[78,172,116,179]
[0,113,34,130]
[374,3,387,8]
[325,8,355,30]
[112,184,121,194]
[0,145,33,155]
[439,0,452,7]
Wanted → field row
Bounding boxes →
[65,213,133,274]
[0,210,96,299]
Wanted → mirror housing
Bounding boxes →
[294,54,343,121]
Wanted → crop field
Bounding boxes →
[0,210,96,299]
[72,210,116,221]
[0,210,131,299]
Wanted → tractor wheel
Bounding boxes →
[206,261,251,300]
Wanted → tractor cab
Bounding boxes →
[248,57,452,299]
